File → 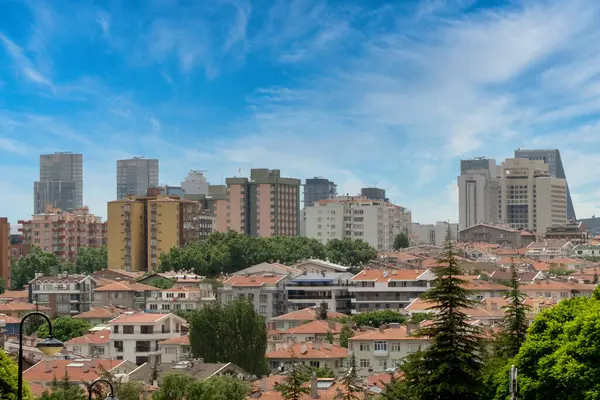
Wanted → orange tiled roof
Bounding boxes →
[24,359,126,383]
[0,314,21,323]
[548,257,582,265]
[0,290,28,299]
[65,330,110,345]
[162,286,201,293]
[73,307,118,320]
[0,303,51,312]
[520,281,595,291]
[223,275,286,287]
[270,307,346,321]
[349,325,424,341]
[94,281,158,292]
[351,269,427,282]
[109,312,173,324]
[266,342,348,360]
[159,335,190,345]
[283,320,343,335]
[462,281,511,291]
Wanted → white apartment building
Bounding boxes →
[285,272,354,313]
[305,197,412,251]
[181,170,209,195]
[458,158,501,231]
[146,286,213,313]
[158,335,191,364]
[410,222,458,246]
[499,158,567,234]
[109,312,186,365]
[349,269,436,313]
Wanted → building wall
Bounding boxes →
[148,199,180,272]
[214,199,228,232]
[181,171,209,195]
[94,291,138,309]
[116,158,159,200]
[458,172,500,230]
[535,177,567,235]
[258,183,272,237]
[0,218,10,287]
[458,225,522,247]
[108,199,147,271]
[226,182,245,233]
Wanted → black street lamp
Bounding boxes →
[88,379,119,400]
[18,311,64,400]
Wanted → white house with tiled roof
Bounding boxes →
[269,307,347,330]
[158,334,191,363]
[232,262,303,277]
[109,312,186,365]
[23,359,137,388]
[64,328,112,358]
[266,342,349,375]
[292,259,351,273]
[146,286,206,313]
[268,320,344,351]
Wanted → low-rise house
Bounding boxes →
[266,342,348,375]
[520,280,595,300]
[526,240,575,260]
[547,257,586,271]
[285,272,354,313]
[137,271,205,288]
[158,335,191,363]
[544,221,588,244]
[292,259,351,273]
[488,269,545,284]
[64,329,112,358]
[463,281,511,300]
[29,274,97,317]
[92,269,144,282]
[268,320,344,351]
[0,290,29,304]
[572,244,600,259]
[73,306,122,326]
[23,359,136,388]
[349,269,436,313]
[0,314,21,334]
[128,360,249,385]
[147,286,205,313]
[94,281,160,311]
[109,312,186,365]
[218,273,291,319]
[251,376,344,400]
[0,302,51,318]
[269,307,346,330]
[458,224,533,248]
[4,335,82,366]
[349,323,430,377]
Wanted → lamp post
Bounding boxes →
[88,378,119,400]
[18,311,64,399]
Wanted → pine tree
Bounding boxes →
[499,261,530,358]
[318,302,328,320]
[338,354,360,400]
[399,226,484,400]
[276,349,310,400]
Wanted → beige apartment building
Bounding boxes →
[19,206,107,263]
[305,196,412,251]
[0,218,9,287]
[499,158,567,234]
[224,169,301,237]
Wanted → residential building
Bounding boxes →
[23,359,136,388]
[147,287,207,313]
[116,157,159,200]
[181,170,209,195]
[34,152,83,214]
[266,342,348,375]
[19,206,107,263]
[499,158,567,234]
[349,269,436,313]
[0,314,22,335]
[572,244,600,259]
[411,223,435,245]
[29,274,97,317]
[458,223,534,248]
[93,281,159,311]
[525,240,575,260]
[109,312,186,365]
[268,320,344,351]
[146,185,185,198]
[233,262,303,277]
[253,375,344,399]
[303,177,337,208]
[434,221,458,245]
[286,272,354,313]
[219,273,291,319]
[361,187,388,202]
[0,302,51,318]
[306,196,412,251]
[107,195,203,272]
[128,360,248,384]
[458,157,500,230]
[349,323,430,377]
[544,220,588,243]
[519,281,595,300]
[225,168,301,237]
[514,148,576,220]
[269,307,347,331]
[64,329,112,358]
[0,217,9,287]
[292,259,350,273]
[158,335,191,363]
[73,307,122,326]
[0,290,28,304]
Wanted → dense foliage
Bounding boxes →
[75,246,108,275]
[158,231,377,276]
[0,348,33,400]
[152,373,250,400]
[339,354,360,400]
[389,228,484,400]
[0,277,5,294]
[40,375,87,400]
[275,350,311,400]
[393,233,410,250]
[498,262,530,358]
[350,309,407,327]
[339,324,354,348]
[38,316,91,342]
[188,297,268,375]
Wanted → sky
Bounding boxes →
[2,0,600,231]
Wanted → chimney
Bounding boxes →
[378,324,385,333]
[153,380,158,387]
[314,342,321,350]
[53,359,57,368]
[328,320,336,329]
[311,372,318,399]
[301,344,307,354]
[45,360,51,373]
[83,361,89,373]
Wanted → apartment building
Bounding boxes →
[19,206,107,263]
[34,152,83,214]
[519,281,595,300]
[304,177,337,208]
[29,274,97,317]
[73,307,121,326]
[349,269,435,313]
[224,168,301,237]
[266,342,348,375]
[0,302,51,318]
[146,287,207,313]
[525,240,575,260]
[93,281,159,310]
[269,307,347,330]
[292,259,350,273]
[116,157,159,200]
[109,312,186,365]
[349,323,430,377]
[286,272,354,313]
[268,320,343,351]
[64,329,112,358]
[458,157,500,230]
[306,196,412,251]
[181,170,209,195]
[219,273,291,319]
[0,217,9,287]
[499,158,567,234]
[107,195,204,272]
[158,335,191,363]
[458,223,533,248]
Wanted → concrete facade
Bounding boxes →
[0,218,9,287]
[458,158,500,230]
[286,272,355,313]
[304,178,337,208]
[29,274,97,317]
[458,223,532,248]
[181,170,209,195]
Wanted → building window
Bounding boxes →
[135,356,149,366]
[114,341,123,352]
[166,293,175,298]
[165,347,177,354]
[390,342,401,352]
[149,304,158,310]
[360,359,370,368]
[259,305,267,314]
[140,325,154,334]
[359,343,370,351]
[113,326,119,334]
[379,360,387,369]
[123,325,134,334]
[72,346,82,354]
[135,341,151,352]
[162,304,171,310]
[374,341,387,351]
[309,361,320,368]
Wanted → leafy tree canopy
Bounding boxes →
[324,238,377,267]
[393,233,410,250]
[351,309,406,328]
[74,246,107,275]
[38,316,91,342]
[10,246,61,290]
[152,373,250,400]
[0,277,5,294]
[0,347,33,400]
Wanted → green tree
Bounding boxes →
[339,354,360,400]
[393,233,410,250]
[38,316,91,342]
[152,373,199,400]
[10,246,61,290]
[197,375,251,400]
[407,312,433,324]
[276,350,311,400]
[318,302,328,320]
[325,238,377,267]
[352,310,406,328]
[144,277,174,290]
[0,347,33,399]
[326,330,334,344]
[397,227,484,400]
[75,246,107,275]
[188,297,267,375]
[41,371,87,400]
[0,276,5,294]
[498,262,530,358]
[339,324,354,348]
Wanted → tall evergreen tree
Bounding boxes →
[499,261,530,358]
[339,354,360,400]
[276,350,310,400]
[318,301,328,320]
[399,226,484,400]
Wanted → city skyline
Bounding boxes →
[3,0,600,228]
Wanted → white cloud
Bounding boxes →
[0,34,54,88]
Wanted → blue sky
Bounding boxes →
[2,0,600,230]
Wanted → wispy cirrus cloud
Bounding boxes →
[0,33,54,88]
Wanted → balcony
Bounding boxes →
[373,349,388,357]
